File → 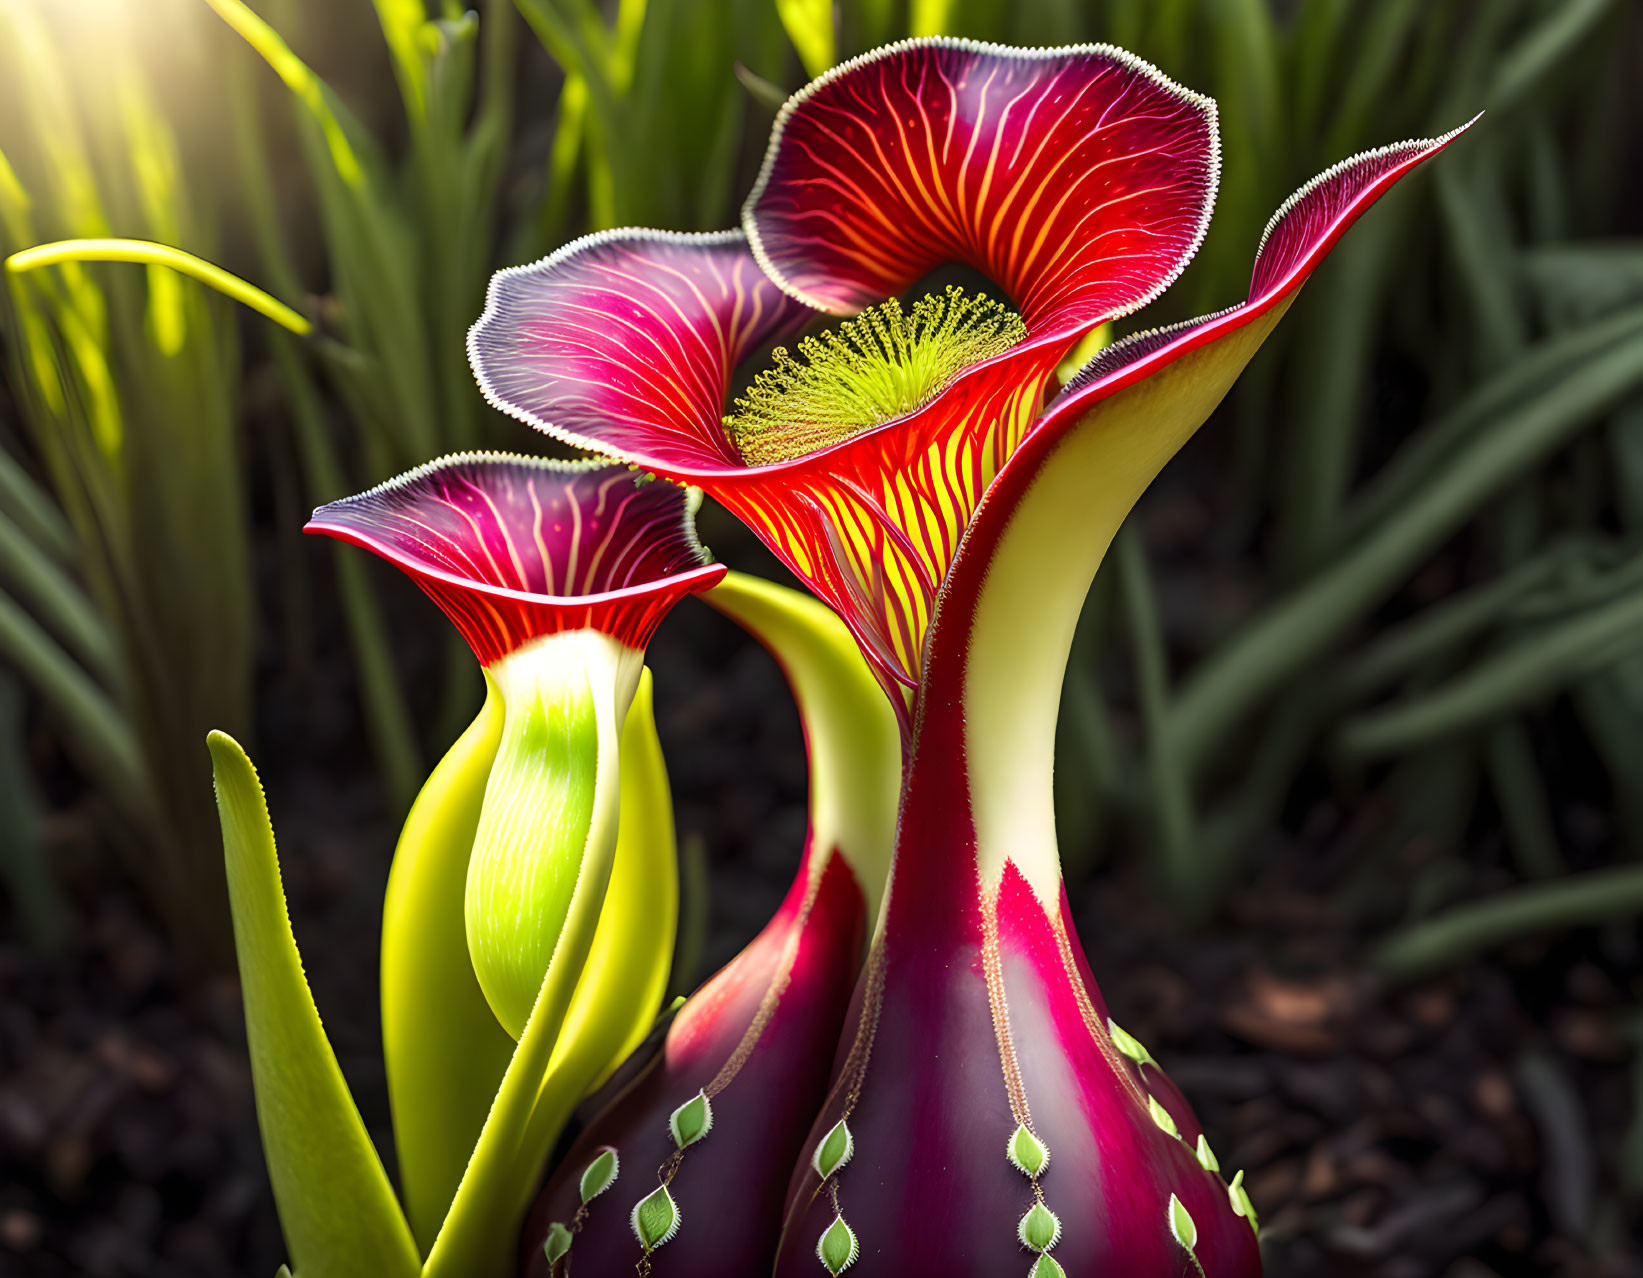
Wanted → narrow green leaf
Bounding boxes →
[379,686,512,1253]
[7,239,311,334]
[1117,525,1196,906]
[0,503,113,679]
[1485,720,1565,881]
[1339,582,1643,759]
[775,0,834,78]
[207,732,420,1278]
[1487,0,1615,113]
[1372,862,1643,985]
[1175,310,1643,778]
[0,447,75,564]
[202,0,368,188]
[0,588,151,834]
[373,0,433,119]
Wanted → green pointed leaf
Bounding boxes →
[669,1089,714,1148]
[812,1119,854,1180]
[1147,1094,1181,1140]
[1169,1193,1197,1250]
[580,1147,620,1204]
[1229,1170,1260,1236]
[542,1221,572,1265]
[379,687,513,1252]
[1108,1019,1158,1069]
[631,1185,680,1250]
[817,1213,859,1274]
[1007,1124,1049,1178]
[1029,1256,1067,1278]
[1195,1134,1219,1173]
[208,733,419,1278]
[1017,1202,1061,1253]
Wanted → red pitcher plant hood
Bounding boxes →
[464,36,1474,1278]
[305,452,723,666]
[469,39,1219,714]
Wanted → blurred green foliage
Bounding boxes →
[0,0,1640,986]
[0,2,253,962]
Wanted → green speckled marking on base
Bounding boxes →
[817,1213,859,1274]
[1007,1124,1049,1178]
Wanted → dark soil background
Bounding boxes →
[3,471,1642,1278]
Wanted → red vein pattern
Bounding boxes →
[467,43,1222,707]
[304,454,723,665]
[468,231,813,472]
[744,38,1219,323]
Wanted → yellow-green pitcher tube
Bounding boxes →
[381,664,676,1264]
[510,668,678,1213]
[380,681,511,1254]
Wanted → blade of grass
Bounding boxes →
[6,239,311,334]
[1340,538,1583,699]
[1338,581,1643,759]
[0,446,76,565]
[373,0,433,121]
[1372,862,1643,984]
[201,0,368,188]
[1485,719,1565,881]
[1173,308,1643,779]
[1340,306,1643,547]
[271,336,423,811]
[0,672,64,953]
[776,0,835,78]
[1116,524,1197,910]
[0,588,151,834]
[0,505,114,680]
[1487,0,1616,115]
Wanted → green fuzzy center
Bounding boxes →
[724,285,1027,465]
